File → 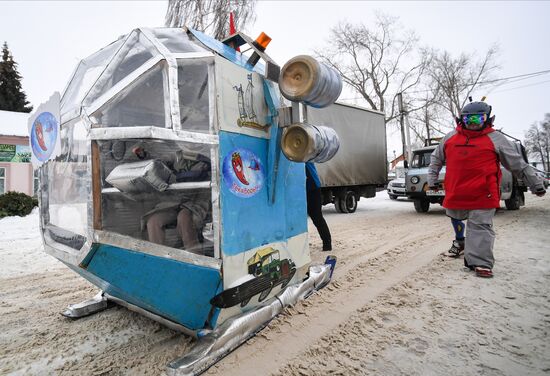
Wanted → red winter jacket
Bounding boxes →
[441,125,501,209]
[428,124,545,210]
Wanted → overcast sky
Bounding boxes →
[1,1,549,156]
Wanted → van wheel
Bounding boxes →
[414,199,430,213]
[505,187,522,210]
[343,191,358,213]
[389,194,397,200]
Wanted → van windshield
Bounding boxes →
[411,151,433,168]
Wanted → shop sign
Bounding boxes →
[0,144,31,162]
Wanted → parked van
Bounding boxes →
[405,143,528,213]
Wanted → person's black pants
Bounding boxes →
[307,187,332,250]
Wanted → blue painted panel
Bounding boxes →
[85,244,222,330]
[219,131,307,256]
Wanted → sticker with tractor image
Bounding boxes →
[210,247,296,308]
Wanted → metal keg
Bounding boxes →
[279,55,342,108]
[281,123,340,163]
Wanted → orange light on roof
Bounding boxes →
[255,32,272,50]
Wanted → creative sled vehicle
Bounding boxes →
[30,27,342,374]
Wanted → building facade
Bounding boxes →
[0,110,35,196]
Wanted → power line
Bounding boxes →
[491,78,550,94]
[485,74,550,94]
[338,68,550,100]
[473,69,550,85]
[404,69,550,94]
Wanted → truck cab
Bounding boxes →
[405,144,527,213]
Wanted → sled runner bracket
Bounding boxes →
[61,291,113,319]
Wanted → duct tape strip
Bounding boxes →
[89,126,218,145]
[141,28,181,131]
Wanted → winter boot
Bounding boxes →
[443,240,464,258]
[475,267,493,278]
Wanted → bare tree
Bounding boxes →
[406,97,449,145]
[165,0,257,40]
[524,114,550,171]
[315,13,429,124]
[427,46,500,120]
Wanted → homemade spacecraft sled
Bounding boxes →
[30,27,344,374]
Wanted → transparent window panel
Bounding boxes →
[90,61,168,128]
[151,28,208,54]
[61,38,125,115]
[44,120,90,242]
[84,30,161,107]
[97,139,214,257]
[46,161,89,238]
[178,59,210,133]
[57,119,89,162]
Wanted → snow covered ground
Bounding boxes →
[0,208,62,279]
[0,192,548,375]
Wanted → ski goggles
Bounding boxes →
[462,113,487,126]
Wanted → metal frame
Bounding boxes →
[141,27,181,131]
[93,230,221,269]
[89,126,218,144]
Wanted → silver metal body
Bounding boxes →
[36,26,337,372]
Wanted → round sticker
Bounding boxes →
[30,112,58,162]
[222,148,264,198]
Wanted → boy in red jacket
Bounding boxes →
[428,100,546,278]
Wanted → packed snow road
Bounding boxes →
[1,193,548,375]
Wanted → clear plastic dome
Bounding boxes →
[60,27,212,133]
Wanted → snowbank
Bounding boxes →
[0,208,62,278]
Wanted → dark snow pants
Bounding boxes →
[307,187,332,250]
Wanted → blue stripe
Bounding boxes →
[83,244,222,330]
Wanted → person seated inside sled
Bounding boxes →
[136,146,211,254]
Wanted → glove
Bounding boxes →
[429,182,441,191]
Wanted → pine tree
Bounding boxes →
[0,42,33,113]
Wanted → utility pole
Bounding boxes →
[397,92,406,160]
[397,92,412,164]
[425,106,431,144]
